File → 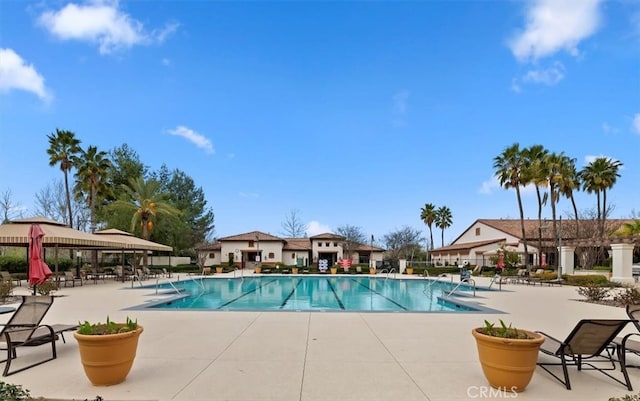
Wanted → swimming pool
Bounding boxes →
[143,276,481,312]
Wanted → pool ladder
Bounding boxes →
[424,273,450,294]
[446,278,476,297]
[155,278,182,295]
[378,268,396,279]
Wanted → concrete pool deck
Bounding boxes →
[2,272,640,401]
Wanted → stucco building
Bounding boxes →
[198,231,384,269]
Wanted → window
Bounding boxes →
[208,253,215,258]
[249,240,255,247]
[292,253,295,258]
[475,227,480,236]
[325,242,330,247]
[318,242,322,247]
[268,252,274,259]
[333,242,337,247]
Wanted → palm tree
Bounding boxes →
[73,146,112,233]
[47,129,81,227]
[106,176,181,267]
[556,155,581,237]
[616,220,640,237]
[580,157,623,237]
[420,203,437,251]
[109,176,181,240]
[522,145,548,266]
[546,152,570,261]
[493,143,530,269]
[435,206,452,247]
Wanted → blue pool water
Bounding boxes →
[145,276,480,312]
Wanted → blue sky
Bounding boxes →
[1,0,639,246]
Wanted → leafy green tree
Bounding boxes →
[435,206,452,247]
[336,224,366,260]
[151,166,215,255]
[47,129,81,227]
[420,203,436,251]
[580,157,623,237]
[106,144,147,200]
[493,143,530,269]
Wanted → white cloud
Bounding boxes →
[522,62,565,85]
[480,176,537,195]
[602,122,619,135]
[633,113,640,134]
[479,176,500,195]
[509,0,602,62]
[38,1,177,54]
[161,58,171,66]
[167,125,214,154]
[306,221,332,236]
[0,48,52,101]
[392,90,410,127]
[583,154,624,169]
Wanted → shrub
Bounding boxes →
[565,274,610,286]
[36,280,58,296]
[609,392,640,401]
[0,381,31,401]
[0,281,14,300]
[613,285,640,306]
[577,283,610,302]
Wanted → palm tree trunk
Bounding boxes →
[516,187,530,270]
[570,193,579,237]
[536,187,543,267]
[64,171,73,228]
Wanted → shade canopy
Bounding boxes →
[0,217,124,249]
[94,229,173,252]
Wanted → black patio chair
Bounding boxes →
[536,319,633,390]
[613,304,640,369]
[0,295,77,376]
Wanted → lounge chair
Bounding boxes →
[0,271,21,287]
[612,304,640,369]
[536,319,633,390]
[62,271,83,287]
[0,295,77,376]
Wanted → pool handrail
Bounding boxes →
[446,278,476,297]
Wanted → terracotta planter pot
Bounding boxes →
[291,267,299,274]
[254,267,261,274]
[471,328,544,392]
[216,267,223,274]
[406,267,413,275]
[330,267,337,274]
[369,268,376,275]
[74,326,144,386]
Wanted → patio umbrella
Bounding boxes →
[496,251,505,270]
[28,224,52,292]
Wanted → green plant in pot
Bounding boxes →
[74,316,143,386]
[472,320,544,392]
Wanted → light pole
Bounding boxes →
[76,251,82,278]
[370,235,375,270]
